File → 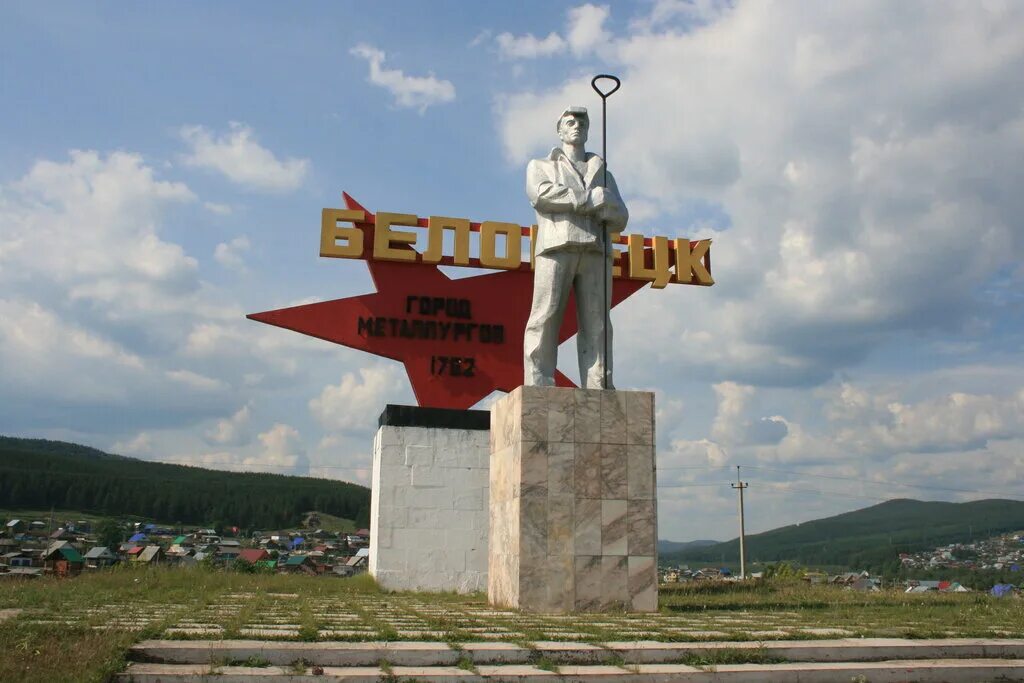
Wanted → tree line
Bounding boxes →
[0,437,370,530]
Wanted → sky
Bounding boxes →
[1,0,1023,543]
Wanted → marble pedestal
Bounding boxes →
[488,386,658,612]
[370,405,490,593]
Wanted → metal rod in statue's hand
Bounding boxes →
[591,74,620,390]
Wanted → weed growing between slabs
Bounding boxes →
[1,569,1022,682]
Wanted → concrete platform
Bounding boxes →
[118,659,1024,682]
[131,637,1024,667]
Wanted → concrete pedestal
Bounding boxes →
[369,405,490,593]
[488,386,658,612]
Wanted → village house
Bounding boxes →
[42,544,84,577]
[283,554,316,575]
[237,548,271,565]
[84,547,118,569]
[345,530,369,548]
[217,540,243,563]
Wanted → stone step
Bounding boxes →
[117,659,1024,682]
[129,638,1024,667]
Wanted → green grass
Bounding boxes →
[1,571,1021,682]
[308,511,358,534]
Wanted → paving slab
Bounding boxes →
[529,641,606,663]
[463,642,532,664]
[132,639,461,667]
[117,659,1024,682]
[601,637,1024,664]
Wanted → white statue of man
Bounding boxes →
[523,106,629,389]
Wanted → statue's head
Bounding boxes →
[557,106,589,146]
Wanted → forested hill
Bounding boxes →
[0,436,370,529]
[663,498,1024,572]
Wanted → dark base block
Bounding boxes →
[377,404,490,431]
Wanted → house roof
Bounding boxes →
[4,567,41,577]
[58,547,84,563]
[172,535,187,545]
[256,560,277,569]
[137,546,161,563]
[44,541,69,556]
[5,520,21,527]
[84,547,114,559]
[128,533,147,543]
[238,549,269,563]
[285,554,309,566]
[127,546,145,555]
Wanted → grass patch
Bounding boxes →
[532,654,559,673]
[676,646,784,667]
[1,570,1021,681]
[456,654,478,673]
[0,622,135,683]
[232,654,272,667]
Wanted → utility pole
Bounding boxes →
[732,466,748,580]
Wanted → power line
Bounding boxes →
[656,482,735,488]
[659,465,733,470]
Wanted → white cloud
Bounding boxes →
[496,32,566,60]
[492,3,611,61]
[832,387,1024,458]
[1,150,195,294]
[245,423,309,475]
[214,236,250,271]
[666,437,727,467]
[496,0,1024,389]
[350,44,455,113]
[309,365,408,433]
[165,369,226,392]
[205,404,252,447]
[179,122,309,191]
[0,147,306,435]
[566,4,611,56]
[710,381,754,444]
[203,201,232,215]
[630,0,730,32]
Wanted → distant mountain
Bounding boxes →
[0,436,370,529]
[658,539,719,555]
[662,498,1024,572]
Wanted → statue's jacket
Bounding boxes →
[527,148,629,257]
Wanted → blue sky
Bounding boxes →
[2,0,1023,542]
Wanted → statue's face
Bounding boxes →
[558,114,589,145]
